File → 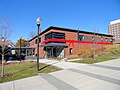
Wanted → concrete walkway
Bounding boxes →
[38,59,88,69]
[0,59,120,90]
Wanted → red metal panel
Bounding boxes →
[41,38,112,47]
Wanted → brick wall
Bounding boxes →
[29,27,113,58]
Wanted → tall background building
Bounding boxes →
[109,19,120,43]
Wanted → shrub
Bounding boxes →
[78,46,106,58]
[104,44,120,55]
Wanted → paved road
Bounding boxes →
[0,59,120,90]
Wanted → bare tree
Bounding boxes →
[0,17,13,46]
[28,31,36,40]
[0,17,13,57]
[0,17,13,77]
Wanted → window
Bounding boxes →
[39,38,41,42]
[92,36,94,41]
[106,38,108,42]
[45,32,65,40]
[35,38,41,44]
[69,48,73,55]
[35,39,37,44]
[78,35,84,41]
[110,39,113,42]
[101,37,103,42]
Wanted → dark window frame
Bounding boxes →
[78,35,84,41]
[110,38,113,43]
[45,32,65,40]
[35,38,41,44]
[70,48,73,55]
[92,36,94,41]
[101,37,103,42]
[35,39,37,44]
[106,38,108,42]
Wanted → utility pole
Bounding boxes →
[20,37,22,61]
[93,31,96,63]
[93,27,97,63]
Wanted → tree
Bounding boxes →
[16,38,28,60]
[0,17,12,41]
[16,38,28,47]
[0,17,13,58]
[0,17,13,77]
[28,31,36,40]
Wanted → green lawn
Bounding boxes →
[0,61,61,83]
[71,55,117,64]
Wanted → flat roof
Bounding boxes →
[28,26,113,42]
[110,19,120,25]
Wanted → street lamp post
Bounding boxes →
[1,37,5,78]
[36,17,41,71]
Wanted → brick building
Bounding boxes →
[109,19,120,43]
[28,26,113,58]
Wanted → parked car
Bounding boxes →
[5,54,26,61]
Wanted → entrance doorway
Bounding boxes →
[45,46,65,58]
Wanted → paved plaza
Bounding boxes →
[0,59,120,90]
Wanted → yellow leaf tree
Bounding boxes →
[16,38,28,47]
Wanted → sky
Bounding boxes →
[0,0,120,43]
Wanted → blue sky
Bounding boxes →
[0,0,120,43]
